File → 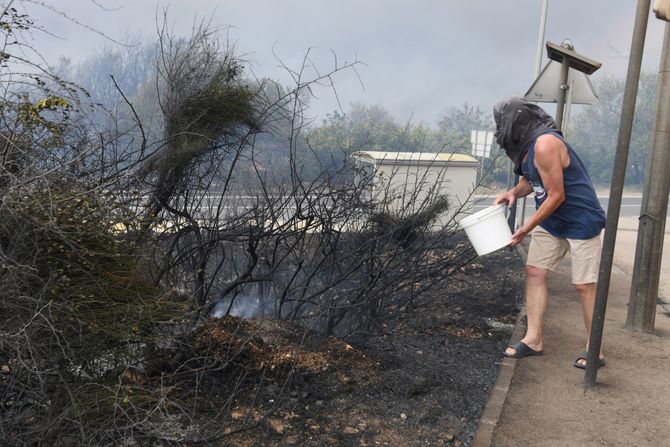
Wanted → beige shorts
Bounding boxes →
[526,226,602,284]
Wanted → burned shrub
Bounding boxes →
[369,194,451,247]
[0,183,189,444]
[0,5,482,444]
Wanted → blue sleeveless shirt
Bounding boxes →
[522,132,606,240]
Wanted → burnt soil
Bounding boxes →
[195,241,524,447]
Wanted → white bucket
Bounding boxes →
[458,204,513,256]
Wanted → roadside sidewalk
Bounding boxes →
[474,217,670,447]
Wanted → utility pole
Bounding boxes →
[626,20,670,333]
[520,0,550,228]
[585,0,651,389]
[533,0,549,78]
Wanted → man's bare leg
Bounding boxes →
[574,282,605,366]
[505,265,548,356]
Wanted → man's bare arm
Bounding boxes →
[494,176,533,207]
[510,134,567,245]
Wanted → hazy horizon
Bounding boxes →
[18,0,668,125]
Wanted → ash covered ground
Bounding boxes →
[201,238,524,447]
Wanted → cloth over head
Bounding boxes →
[493,97,560,175]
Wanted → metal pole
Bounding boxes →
[562,79,574,137]
[584,0,650,389]
[625,20,670,333]
[506,160,517,232]
[554,56,570,129]
[521,0,549,227]
[534,0,549,77]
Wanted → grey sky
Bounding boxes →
[18,0,668,125]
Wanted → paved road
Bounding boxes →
[472,195,667,218]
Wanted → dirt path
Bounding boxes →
[490,218,670,447]
[613,216,670,301]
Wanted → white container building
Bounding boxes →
[351,151,479,225]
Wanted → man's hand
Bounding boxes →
[510,226,530,246]
[494,191,516,207]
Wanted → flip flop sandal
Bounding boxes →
[503,341,543,358]
[574,351,606,369]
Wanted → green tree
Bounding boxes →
[437,103,492,153]
[302,104,404,180]
[304,103,447,180]
[437,103,509,186]
[57,38,157,110]
[570,71,656,187]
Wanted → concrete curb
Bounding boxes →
[471,243,528,447]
